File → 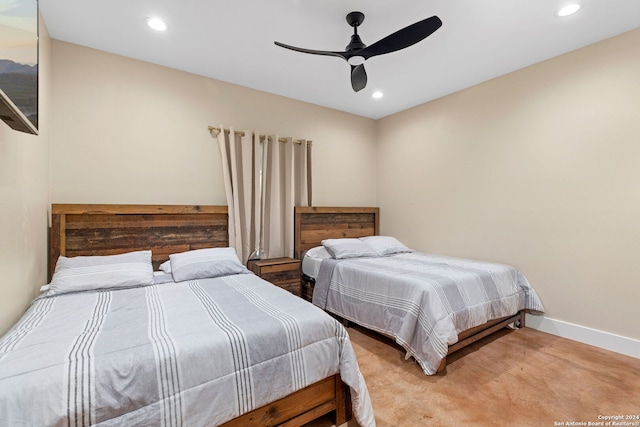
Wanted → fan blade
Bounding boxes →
[359,15,442,60]
[351,64,367,92]
[274,41,348,60]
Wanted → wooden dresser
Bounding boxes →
[247,257,302,297]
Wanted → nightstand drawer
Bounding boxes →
[247,257,302,296]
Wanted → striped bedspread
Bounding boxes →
[0,274,374,427]
[312,252,544,375]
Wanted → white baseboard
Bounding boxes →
[525,314,640,359]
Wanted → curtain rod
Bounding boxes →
[208,126,311,145]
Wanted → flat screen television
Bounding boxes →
[0,0,38,135]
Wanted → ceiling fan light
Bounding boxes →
[146,17,167,31]
[348,56,365,66]
[556,4,581,17]
[372,91,383,99]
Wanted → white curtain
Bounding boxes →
[217,127,261,263]
[261,136,311,259]
[216,126,311,263]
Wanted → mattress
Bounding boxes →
[0,273,375,426]
[302,246,331,279]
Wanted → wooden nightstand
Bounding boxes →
[247,257,302,297]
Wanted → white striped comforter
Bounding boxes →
[0,274,375,427]
[312,252,544,375]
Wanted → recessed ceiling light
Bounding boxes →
[556,3,582,17]
[372,91,383,99]
[146,17,167,31]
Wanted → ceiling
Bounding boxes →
[39,0,640,120]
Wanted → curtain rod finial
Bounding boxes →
[208,125,221,137]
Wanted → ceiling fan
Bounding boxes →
[274,11,443,92]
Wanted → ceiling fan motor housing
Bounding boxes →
[347,34,366,51]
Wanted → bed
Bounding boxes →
[0,204,375,427]
[294,206,544,375]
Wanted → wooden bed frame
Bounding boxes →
[294,206,526,374]
[49,203,352,427]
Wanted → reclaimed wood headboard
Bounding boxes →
[49,204,229,280]
[293,206,379,259]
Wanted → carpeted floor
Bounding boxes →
[306,325,640,427]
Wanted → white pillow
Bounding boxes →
[159,260,172,273]
[321,238,377,260]
[304,246,332,259]
[360,236,412,256]
[49,250,155,295]
[169,247,249,282]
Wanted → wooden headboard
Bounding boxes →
[294,206,379,259]
[49,204,229,280]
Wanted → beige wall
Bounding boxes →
[50,41,377,207]
[0,16,51,335]
[377,29,640,341]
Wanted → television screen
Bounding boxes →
[0,0,38,135]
